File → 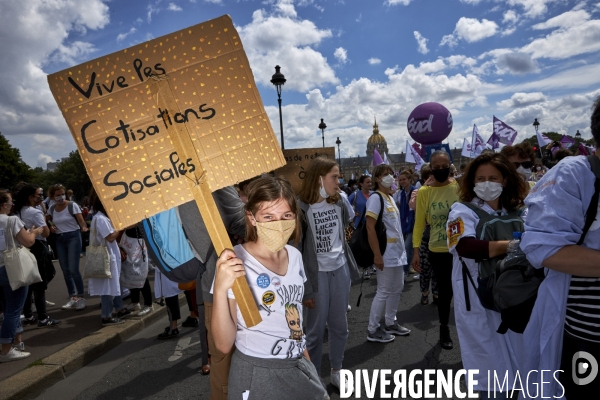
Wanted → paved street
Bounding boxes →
[33,271,466,400]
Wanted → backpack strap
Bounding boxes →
[461,257,477,312]
[460,201,490,220]
[577,155,600,245]
[49,204,55,216]
[68,201,75,217]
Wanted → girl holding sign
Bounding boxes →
[212,177,328,400]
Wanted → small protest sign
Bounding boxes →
[274,147,336,193]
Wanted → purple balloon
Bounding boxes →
[407,102,453,145]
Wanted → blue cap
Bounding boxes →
[513,232,522,239]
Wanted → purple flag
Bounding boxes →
[493,116,518,145]
[373,148,384,166]
[487,132,500,149]
[412,142,423,158]
[578,143,589,156]
[560,135,575,149]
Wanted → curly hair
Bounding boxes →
[458,153,528,211]
[500,142,535,162]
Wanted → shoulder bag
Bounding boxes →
[83,217,112,279]
[3,216,42,291]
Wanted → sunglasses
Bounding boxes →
[513,161,533,169]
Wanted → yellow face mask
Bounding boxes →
[254,218,296,253]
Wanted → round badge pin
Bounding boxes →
[262,291,276,306]
[271,276,281,289]
[256,273,270,289]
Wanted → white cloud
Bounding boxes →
[460,0,483,4]
[384,0,413,5]
[0,0,110,165]
[441,17,499,47]
[37,153,54,168]
[507,0,559,18]
[147,2,160,23]
[368,58,381,65]
[532,9,590,30]
[413,31,429,54]
[497,92,547,108]
[522,19,600,59]
[167,3,182,11]
[503,9,519,24]
[50,41,97,65]
[238,5,338,92]
[334,47,349,64]
[116,27,136,42]
[455,17,499,42]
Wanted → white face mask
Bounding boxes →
[536,166,542,171]
[474,181,503,202]
[319,176,329,199]
[516,166,532,181]
[55,195,66,204]
[380,174,395,188]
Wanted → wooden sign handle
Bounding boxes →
[151,77,262,328]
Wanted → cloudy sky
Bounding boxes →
[1,0,600,168]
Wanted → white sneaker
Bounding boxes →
[14,342,25,351]
[61,299,78,310]
[137,305,153,316]
[0,347,31,362]
[75,298,86,311]
[126,303,141,312]
[330,369,353,395]
[347,304,352,312]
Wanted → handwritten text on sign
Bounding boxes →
[274,147,336,194]
[47,16,286,229]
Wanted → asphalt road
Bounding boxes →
[34,272,467,400]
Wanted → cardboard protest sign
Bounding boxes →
[47,15,286,230]
[48,15,287,327]
[275,147,336,193]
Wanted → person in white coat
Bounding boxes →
[88,190,131,326]
[446,153,528,399]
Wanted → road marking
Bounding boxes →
[168,336,200,362]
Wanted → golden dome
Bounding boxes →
[366,117,389,157]
[367,117,387,145]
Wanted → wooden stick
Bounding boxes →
[151,77,262,328]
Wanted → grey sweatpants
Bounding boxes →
[228,350,328,400]
[305,265,351,375]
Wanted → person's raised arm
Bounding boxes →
[211,249,245,354]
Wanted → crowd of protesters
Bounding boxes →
[1,97,599,400]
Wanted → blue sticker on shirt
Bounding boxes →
[256,273,270,289]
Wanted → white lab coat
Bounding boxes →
[153,268,182,299]
[447,198,525,391]
[88,212,121,297]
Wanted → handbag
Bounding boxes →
[348,193,387,268]
[83,217,112,279]
[3,216,42,291]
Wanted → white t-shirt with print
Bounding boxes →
[226,244,307,360]
[48,202,82,234]
[19,206,47,241]
[365,191,407,268]
[307,201,345,272]
[0,215,25,267]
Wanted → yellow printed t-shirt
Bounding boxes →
[412,181,459,253]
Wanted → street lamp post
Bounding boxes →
[270,65,286,149]
[319,118,327,148]
[575,130,582,139]
[533,118,541,158]
[335,136,342,174]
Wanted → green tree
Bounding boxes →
[52,151,92,201]
[0,132,33,190]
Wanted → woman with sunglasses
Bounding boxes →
[500,143,536,190]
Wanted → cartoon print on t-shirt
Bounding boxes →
[285,303,303,341]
